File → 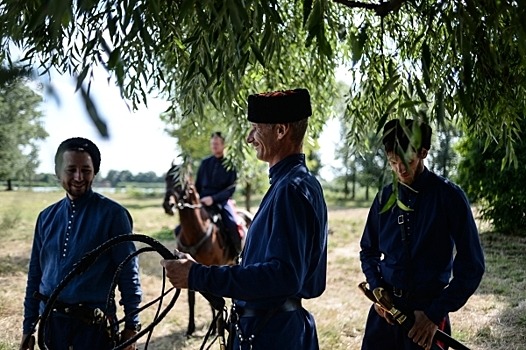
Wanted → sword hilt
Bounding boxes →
[373,287,408,325]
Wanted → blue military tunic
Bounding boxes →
[360,167,484,349]
[189,154,328,349]
[23,189,141,348]
[195,155,238,231]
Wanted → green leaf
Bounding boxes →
[379,192,397,214]
[379,74,400,96]
[436,88,445,125]
[384,98,399,115]
[352,24,368,64]
[305,0,322,32]
[398,100,421,109]
[227,1,243,32]
[75,66,89,92]
[108,48,120,69]
[421,41,431,88]
[303,0,313,26]
[176,0,195,25]
[414,79,428,103]
[250,43,265,67]
[396,199,413,212]
[377,113,390,134]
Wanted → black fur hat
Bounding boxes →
[54,137,101,175]
[247,88,312,124]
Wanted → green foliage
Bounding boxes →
[2,0,526,180]
[456,123,526,236]
[338,0,526,168]
[0,77,47,186]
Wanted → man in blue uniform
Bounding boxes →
[20,137,142,350]
[162,88,329,349]
[195,131,240,254]
[359,119,485,350]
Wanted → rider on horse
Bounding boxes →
[181,132,242,256]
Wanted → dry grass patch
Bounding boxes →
[1,191,525,350]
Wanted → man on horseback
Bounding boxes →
[162,88,329,350]
[195,131,241,255]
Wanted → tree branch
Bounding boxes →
[332,0,406,17]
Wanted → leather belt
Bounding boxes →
[237,298,302,318]
[392,286,411,298]
[34,292,106,325]
[388,285,442,301]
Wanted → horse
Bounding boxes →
[162,162,252,336]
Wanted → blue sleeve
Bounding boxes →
[22,213,44,334]
[195,160,206,194]
[359,195,386,291]
[111,207,142,327]
[424,188,485,324]
[188,185,312,301]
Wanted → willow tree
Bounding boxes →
[0,77,47,190]
[1,0,525,166]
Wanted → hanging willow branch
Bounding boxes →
[332,0,406,17]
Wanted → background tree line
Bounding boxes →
[17,170,167,189]
[1,1,525,235]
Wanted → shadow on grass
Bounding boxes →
[138,327,224,350]
[472,232,526,348]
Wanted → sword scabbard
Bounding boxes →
[358,282,471,350]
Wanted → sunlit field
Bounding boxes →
[1,190,525,349]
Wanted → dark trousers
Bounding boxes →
[361,305,450,350]
[43,313,112,350]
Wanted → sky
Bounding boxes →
[36,71,342,180]
[37,73,179,177]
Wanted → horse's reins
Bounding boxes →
[171,182,219,256]
[176,222,214,256]
[176,201,202,209]
[31,234,226,350]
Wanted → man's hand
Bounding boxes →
[119,329,138,350]
[407,310,437,350]
[19,334,34,350]
[160,252,196,289]
[200,196,214,206]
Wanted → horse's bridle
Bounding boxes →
[170,183,219,257]
[168,181,203,211]
[175,197,202,210]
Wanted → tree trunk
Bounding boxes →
[6,179,13,191]
[244,183,252,212]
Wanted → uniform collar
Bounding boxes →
[67,188,95,208]
[399,166,430,194]
[268,154,305,185]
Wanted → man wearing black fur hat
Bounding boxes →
[359,119,485,350]
[20,137,142,350]
[162,88,329,349]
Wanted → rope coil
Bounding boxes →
[35,234,225,350]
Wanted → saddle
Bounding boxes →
[204,204,241,257]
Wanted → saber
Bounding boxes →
[358,282,470,350]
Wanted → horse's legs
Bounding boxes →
[187,289,196,336]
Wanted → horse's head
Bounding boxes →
[163,162,201,215]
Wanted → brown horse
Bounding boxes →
[162,163,252,336]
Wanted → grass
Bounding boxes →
[1,190,525,349]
